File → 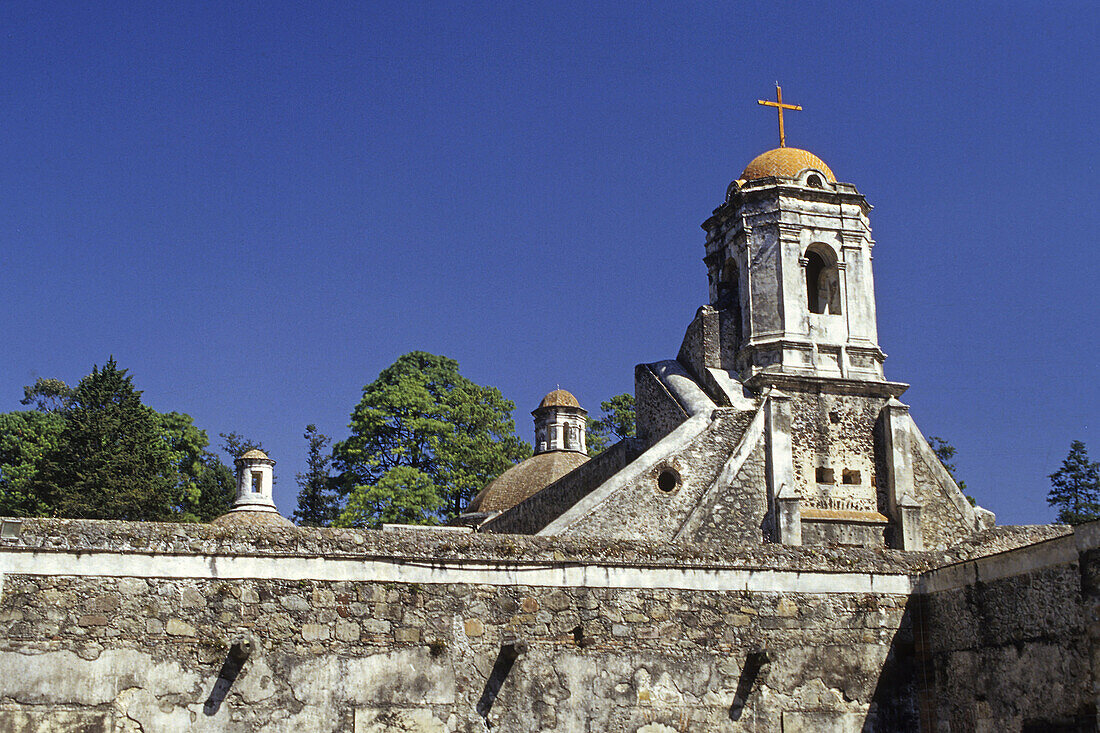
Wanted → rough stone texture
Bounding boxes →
[910,438,974,550]
[2,518,933,574]
[0,518,1095,731]
[0,571,918,731]
[212,509,295,528]
[634,363,689,447]
[679,441,768,545]
[789,389,884,514]
[558,410,757,542]
[939,524,1072,563]
[483,439,643,535]
[464,450,589,514]
[918,528,1100,730]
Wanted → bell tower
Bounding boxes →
[701,147,886,383]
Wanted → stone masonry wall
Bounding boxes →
[678,440,767,546]
[918,528,1100,731]
[560,409,756,542]
[911,446,973,551]
[789,390,886,516]
[0,519,1094,733]
[0,574,919,732]
[634,365,688,447]
[0,519,936,732]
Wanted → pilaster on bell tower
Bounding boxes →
[701,140,886,385]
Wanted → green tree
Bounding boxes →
[0,410,64,517]
[332,351,530,528]
[294,424,339,526]
[218,432,265,460]
[587,393,636,456]
[160,412,235,522]
[20,378,72,413]
[31,358,181,521]
[190,456,236,522]
[340,465,441,527]
[1047,440,1100,525]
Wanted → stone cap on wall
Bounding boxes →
[0,518,1068,577]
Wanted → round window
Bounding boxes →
[657,469,679,493]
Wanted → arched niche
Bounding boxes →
[805,243,842,315]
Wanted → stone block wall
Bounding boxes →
[918,526,1100,731]
[0,574,919,732]
[557,409,757,542]
[0,519,930,732]
[0,519,1096,732]
[634,364,689,447]
[788,389,885,516]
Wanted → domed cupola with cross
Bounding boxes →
[701,85,886,384]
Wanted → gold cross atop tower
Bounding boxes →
[757,84,802,148]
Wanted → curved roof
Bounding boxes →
[537,389,581,409]
[465,451,589,514]
[741,147,835,182]
[239,449,270,460]
[211,509,293,528]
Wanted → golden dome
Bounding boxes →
[537,389,581,410]
[741,147,835,182]
[239,449,270,460]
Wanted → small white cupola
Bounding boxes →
[233,449,277,510]
[212,448,292,527]
[532,389,588,455]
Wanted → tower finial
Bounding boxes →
[757,84,802,148]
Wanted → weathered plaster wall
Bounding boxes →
[0,575,919,732]
[918,525,1100,731]
[0,520,932,733]
[0,519,1093,733]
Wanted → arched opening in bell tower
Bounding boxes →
[805,245,841,315]
[716,258,743,347]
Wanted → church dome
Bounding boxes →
[741,147,835,182]
[465,450,590,514]
[538,389,581,410]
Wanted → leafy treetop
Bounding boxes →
[1,360,236,522]
[333,351,530,528]
[294,424,339,527]
[587,393,636,456]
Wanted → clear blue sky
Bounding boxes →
[2,2,1097,525]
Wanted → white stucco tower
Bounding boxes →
[532,389,588,455]
[701,147,886,383]
[212,448,292,527]
[232,449,277,511]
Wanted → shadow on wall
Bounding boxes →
[204,639,253,716]
[866,598,921,730]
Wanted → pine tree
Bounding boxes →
[1047,440,1100,525]
[294,424,338,526]
[32,358,180,521]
